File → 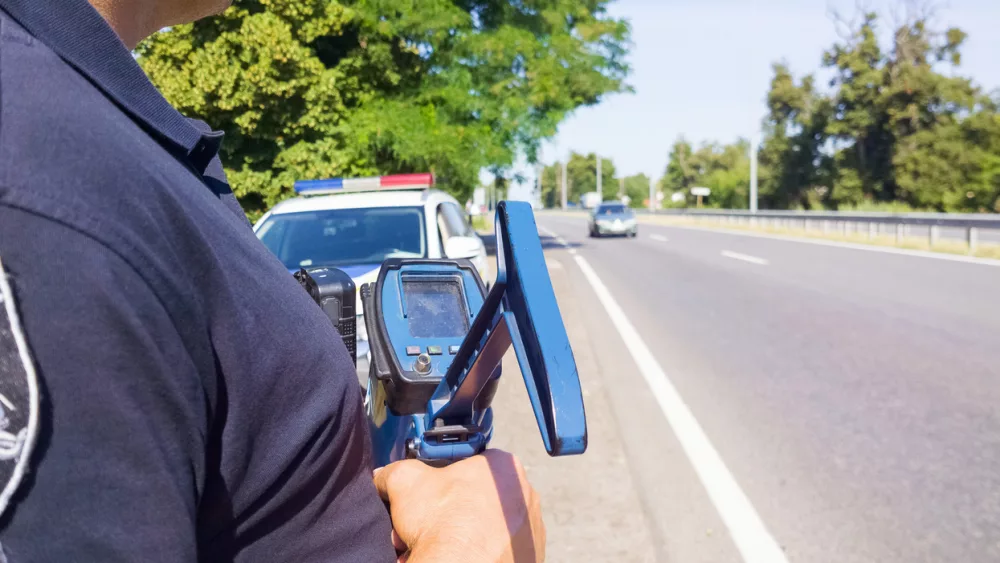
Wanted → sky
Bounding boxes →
[501,0,1000,202]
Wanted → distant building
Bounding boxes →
[581,191,602,209]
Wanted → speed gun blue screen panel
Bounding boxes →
[362,201,588,467]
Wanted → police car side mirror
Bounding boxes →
[443,235,482,260]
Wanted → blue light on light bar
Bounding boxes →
[294,178,345,193]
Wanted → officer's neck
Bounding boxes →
[88,0,159,49]
[88,0,229,50]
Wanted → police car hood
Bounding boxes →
[337,264,382,280]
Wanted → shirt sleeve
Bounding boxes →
[0,206,206,562]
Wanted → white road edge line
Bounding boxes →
[649,234,669,242]
[552,234,577,255]
[721,250,769,266]
[537,225,788,563]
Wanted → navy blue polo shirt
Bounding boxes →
[0,1,394,561]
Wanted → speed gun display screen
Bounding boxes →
[404,280,470,338]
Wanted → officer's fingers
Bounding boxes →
[373,459,427,503]
[392,529,408,552]
[392,529,410,563]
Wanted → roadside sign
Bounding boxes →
[690,186,710,208]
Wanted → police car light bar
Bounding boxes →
[294,173,434,196]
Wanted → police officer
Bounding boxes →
[0,0,544,561]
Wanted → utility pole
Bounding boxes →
[649,176,656,212]
[619,177,625,200]
[596,155,602,199]
[535,163,543,208]
[561,160,568,210]
[750,136,759,213]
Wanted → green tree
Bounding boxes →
[695,5,1000,213]
[821,8,997,211]
[539,152,617,205]
[137,0,632,220]
[823,12,892,204]
[699,141,752,209]
[660,138,697,194]
[758,64,833,209]
[893,105,1000,211]
[566,152,617,201]
[621,173,650,207]
[540,163,561,208]
[657,139,753,208]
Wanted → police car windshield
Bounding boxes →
[257,207,427,270]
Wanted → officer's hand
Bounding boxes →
[373,449,545,563]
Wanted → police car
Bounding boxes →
[253,173,489,373]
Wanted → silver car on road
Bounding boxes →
[588,202,638,238]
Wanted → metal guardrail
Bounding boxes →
[641,208,1000,228]
[552,207,1000,252]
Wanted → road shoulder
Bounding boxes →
[488,249,659,563]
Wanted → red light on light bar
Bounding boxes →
[380,173,434,187]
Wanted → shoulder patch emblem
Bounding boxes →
[0,257,40,518]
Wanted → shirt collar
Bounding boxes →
[0,0,222,173]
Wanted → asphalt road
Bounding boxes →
[498,213,1000,562]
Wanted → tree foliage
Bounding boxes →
[137,0,631,219]
[660,138,696,194]
[621,173,650,207]
[658,138,752,208]
[658,4,1000,213]
[539,152,617,205]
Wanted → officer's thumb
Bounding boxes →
[373,459,427,503]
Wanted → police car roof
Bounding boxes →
[268,189,453,215]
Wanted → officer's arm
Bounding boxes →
[0,207,204,561]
